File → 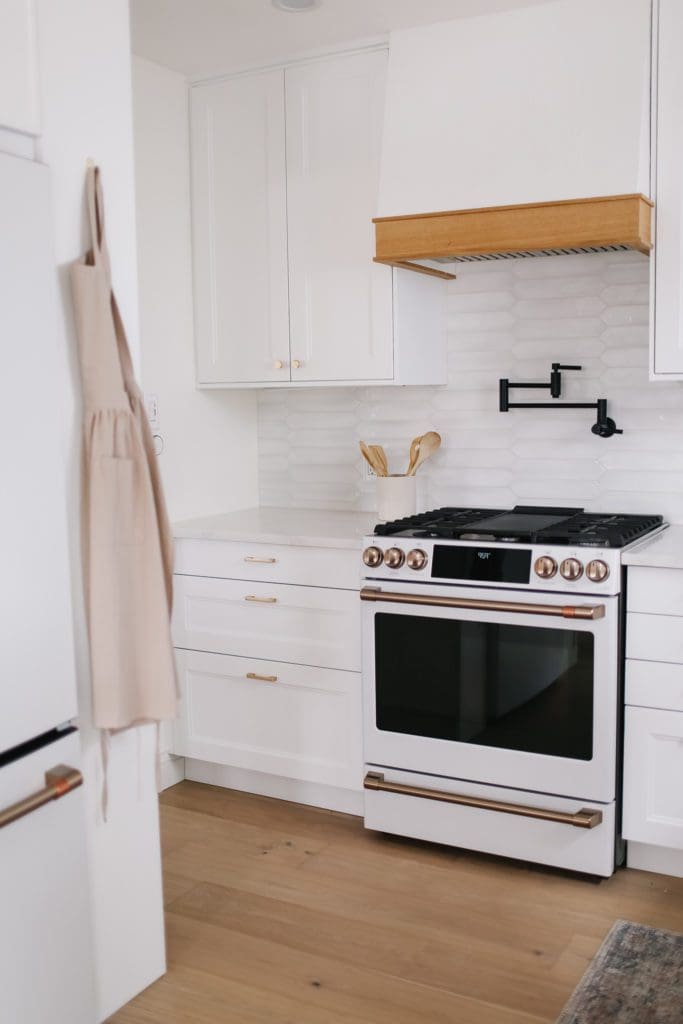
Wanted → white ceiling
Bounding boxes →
[130,0,555,79]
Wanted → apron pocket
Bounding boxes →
[93,455,146,547]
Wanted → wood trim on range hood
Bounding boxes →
[373,194,654,279]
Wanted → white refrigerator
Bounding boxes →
[0,151,95,1022]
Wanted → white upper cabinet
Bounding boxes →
[0,0,40,136]
[285,52,392,382]
[377,0,652,217]
[191,70,290,384]
[650,0,683,379]
[190,50,446,388]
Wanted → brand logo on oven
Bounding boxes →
[477,551,491,560]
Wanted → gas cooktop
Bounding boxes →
[374,505,665,548]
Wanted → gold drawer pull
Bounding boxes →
[244,556,278,564]
[245,595,278,603]
[0,764,83,830]
[364,773,603,830]
[246,672,278,683]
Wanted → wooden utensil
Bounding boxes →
[359,441,387,477]
[408,430,441,476]
[406,434,424,476]
[370,444,389,477]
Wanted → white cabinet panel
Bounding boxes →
[627,612,683,664]
[191,70,290,384]
[174,537,360,590]
[623,706,683,849]
[173,575,361,671]
[628,566,683,616]
[626,659,683,714]
[651,0,683,378]
[0,0,39,135]
[174,649,362,788]
[0,731,94,1024]
[285,50,393,382]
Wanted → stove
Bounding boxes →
[360,505,667,876]
[362,505,666,596]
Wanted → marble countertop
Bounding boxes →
[173,506,377,550]
[622,525,683,569]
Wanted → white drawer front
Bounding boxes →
[626,659,683,713]
[173,649,362,789]
[627,612,683,664]
[173,575,361,671]
[623,706,683,849]
[628,566,683,616]
[174,537,361,590]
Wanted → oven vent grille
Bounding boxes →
[433,244,631,264]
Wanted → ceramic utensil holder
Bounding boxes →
[376,474,417,522]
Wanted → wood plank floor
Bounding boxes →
[109,781,683,1024]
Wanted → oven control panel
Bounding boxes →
[361,538,623,595]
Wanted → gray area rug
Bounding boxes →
[557,920,683,1023]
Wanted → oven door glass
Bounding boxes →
[375,612,594,761]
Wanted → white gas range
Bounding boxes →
[359,505,667,877]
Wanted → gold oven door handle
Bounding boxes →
[360,587,605,621]
[0,764,83,830]
[363,772,603,830]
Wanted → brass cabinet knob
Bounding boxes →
[292,359,302,369]
[274,360,284,370]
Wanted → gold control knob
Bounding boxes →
[292,359,302,370]
[406,549,428,570]
[362,546,383,568]
[274,360,284,370]
[586,559,609,583]
[560,557,583,581]
[384,547,405,569]
[534,555,558,579]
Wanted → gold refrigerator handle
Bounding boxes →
[364,773,603,829]
[0,764,83,830]
[360,587,605,620]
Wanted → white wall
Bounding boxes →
[132,56,259,522]
[34,3,165,1019]
[258,251,683,524]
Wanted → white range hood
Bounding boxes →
[374,0,653,274]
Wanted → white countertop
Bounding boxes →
[173,506,377,550]
[623,525,683,569]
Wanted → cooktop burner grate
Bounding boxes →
[374,506,665,548]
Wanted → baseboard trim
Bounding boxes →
[184,759,364,816]
[627,841,683,878]
[159,753,185,791]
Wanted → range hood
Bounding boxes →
[374,194,653,281]
[374,0,653,279]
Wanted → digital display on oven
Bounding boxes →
[431,545,531,583]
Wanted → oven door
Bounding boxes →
[361,581,620,803]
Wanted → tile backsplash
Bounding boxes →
[257,251,683,523]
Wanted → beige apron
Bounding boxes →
[70,167,177,734]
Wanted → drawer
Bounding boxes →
[628,566,683,615]
[174,537,361,590]
[172,574,361,671]
[627,612,683,664]
[623,705,683,849]
[172,649,362,789]
[626,659,683,713]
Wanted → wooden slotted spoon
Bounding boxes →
[407,431,441,476]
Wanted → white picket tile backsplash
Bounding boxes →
[257,252,683,522]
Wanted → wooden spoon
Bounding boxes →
[406,434,424,476]
[408,431,441,476]
[359,441,387,477]
[370,444,389,477]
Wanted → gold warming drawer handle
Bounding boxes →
[360,588,605,621]
[246,672,279,683]
[244,595,278,603]
[363,773,603,830]
[0,764,83,830]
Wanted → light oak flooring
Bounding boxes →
[109,781,683,1024]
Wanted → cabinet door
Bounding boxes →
[191,71,290,384]
[285,51,393,382]
[623,705,683,849]
[651,0,683,379]
[0,0,39,136]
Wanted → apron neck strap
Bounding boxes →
[86,166,111,277]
